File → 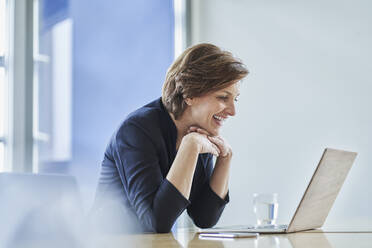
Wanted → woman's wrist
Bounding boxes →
[217,149,233,163]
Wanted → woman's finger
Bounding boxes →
[188,126,211,136]
[188,126,198,132]
[208,136,228,156]
[215,136,225,143]
[211,143,221,156]
[196,128,210,136]
[208,136,223,147]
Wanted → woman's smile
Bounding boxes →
[213,114,227,126]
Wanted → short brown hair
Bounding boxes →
[162,43,248,119]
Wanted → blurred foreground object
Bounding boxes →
[0,173,84,248]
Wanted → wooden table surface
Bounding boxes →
[91,228,372,248]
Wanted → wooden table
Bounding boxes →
[92,228,372,248]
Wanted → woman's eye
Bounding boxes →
[234,97,239,102]
[217,96,229,101]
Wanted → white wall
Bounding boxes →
[191,0,372,228]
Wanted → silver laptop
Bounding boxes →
[200,148,357,234]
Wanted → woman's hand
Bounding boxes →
[183,128,221,157]
[188,126,232,199]
[187,126,232,159]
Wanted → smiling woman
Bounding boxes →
[91,43,248,233]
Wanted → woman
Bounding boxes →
[92,43,248,233]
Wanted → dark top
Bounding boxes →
[92,98,229,233]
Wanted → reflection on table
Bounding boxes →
[91,228,372,248]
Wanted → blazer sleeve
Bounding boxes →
[112,120,190,233]
[187,155,230,228]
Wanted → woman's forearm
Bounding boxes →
[166,136,200,199]
[209,155,231,199]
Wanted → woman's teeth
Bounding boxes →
[213,115,225,121]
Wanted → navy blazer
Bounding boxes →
[92,98,229,233]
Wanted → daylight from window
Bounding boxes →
[0,0,6,170]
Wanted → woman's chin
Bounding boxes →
[196,124,220,136]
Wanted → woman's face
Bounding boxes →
[185,82,240,136]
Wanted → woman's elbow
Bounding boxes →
[192,216,218,229]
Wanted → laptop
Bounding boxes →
[199,148,357,234]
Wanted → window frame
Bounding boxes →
[0,0,35,172]
[0,0,8,171]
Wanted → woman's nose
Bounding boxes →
[226,101,236,116]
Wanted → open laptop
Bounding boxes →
[200,148,357,234]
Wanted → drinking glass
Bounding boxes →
[253,193,278,226]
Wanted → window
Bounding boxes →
[0,0,7,171]
[0,0,4,56]
[34,0,72,171]
[0,0,72,172]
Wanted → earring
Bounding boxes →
[185,98,192,106]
